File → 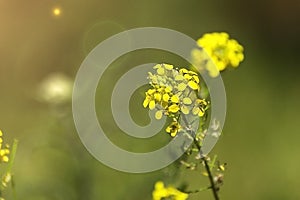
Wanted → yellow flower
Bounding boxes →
[152,181,188,200]
[144,64,201,117]
[179,68,200,90]
[143,64,207,137]
[192,99,208,117]
[166,120,181,137]
[0,130,10,163]
[195,32,244,77]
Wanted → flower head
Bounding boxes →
[143,64,208,137]
[192,99,209,117]
[152,181,188,200]
[192,32,244,77]
[0,130,10,163]
[166,120,181,137]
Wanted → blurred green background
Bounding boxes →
[1,0,300,199]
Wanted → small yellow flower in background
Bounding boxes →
[198,32,244,70]
[192,32,244,77]
[152,181,188,200]
[0,130,17,200]
[0,130,10,163]
[1,173,11,188]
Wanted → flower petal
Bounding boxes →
[170,131,177,137]
[168,104,179,113]
[157,67,165,75]
[183,97,192,105]
[175,74,184,81]
[192,107,200,115]
[188,81,198,90]
[155,110,163,120]
[154,93,162,101]
[181,105,190,114]
[143,98,149,108]
[163,63,173,70]
[177,83,187,91]
[162,93,170,102]
[149,100,156,110]
[171,95,179,103]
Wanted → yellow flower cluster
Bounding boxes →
[192,32,244,77]
[0,130,10,163]
[152,181,188,200]
[143,64,208,137]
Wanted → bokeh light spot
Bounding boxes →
[52,7,61,17]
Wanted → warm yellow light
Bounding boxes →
[53,8,61,16]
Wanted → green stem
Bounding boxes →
[180,114,220,200]
[202,156,219,200]
[193,140,219,200]
[183,186,211,194]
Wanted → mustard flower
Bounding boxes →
[166,120,181,137]
[0,130,10,163]
[144,64,201,117]
[143,87,171,110]
[179,68,200,91]
[143,64,208,137]
[152,181,188,200]
[192,32,244,77]
[192,99,208,117]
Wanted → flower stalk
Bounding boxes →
[145,32,244,200]
[194,138,220,200]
